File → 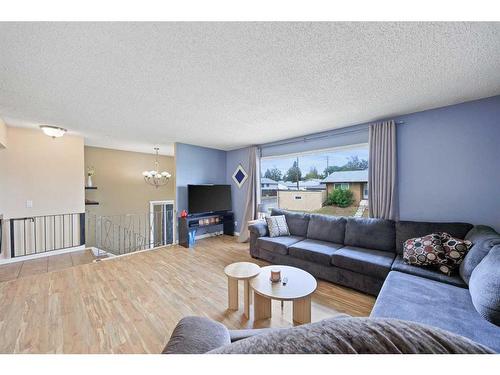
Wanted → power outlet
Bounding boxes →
[234,221,238,227]
[26,200,33,208]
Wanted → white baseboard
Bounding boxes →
[0,245,86,264]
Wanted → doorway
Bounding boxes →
[149,200,175,247]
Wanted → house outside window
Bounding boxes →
[260,144,369,217]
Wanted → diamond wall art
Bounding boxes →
[232,164,248,188]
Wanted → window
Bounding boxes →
[334,183,350,190]
[260,144,369,217]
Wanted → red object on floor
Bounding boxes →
[180,210,188,218]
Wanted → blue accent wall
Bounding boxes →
[228,95,500,233]
[175,142,250,234]
[226,147,251,233]
[395,95,500,231]
[177,95,500,236]
[175,142,227,214]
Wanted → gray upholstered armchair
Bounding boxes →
[162,316,494,354]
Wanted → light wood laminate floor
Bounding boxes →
[0,236,375,353]
[0,250,97,283]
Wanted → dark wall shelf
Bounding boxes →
[85,186,99,205]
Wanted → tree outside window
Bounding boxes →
[260,144,369,217]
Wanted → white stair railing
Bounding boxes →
[85,209,174,257]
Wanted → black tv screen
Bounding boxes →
[188,184,232,214]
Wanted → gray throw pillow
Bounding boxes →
[265,215,290,237]
[469,246,500,326]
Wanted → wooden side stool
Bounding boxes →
[224,262,261,319]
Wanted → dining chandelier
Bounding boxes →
[142,147,171,188]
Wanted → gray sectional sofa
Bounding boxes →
[249,208,500,352]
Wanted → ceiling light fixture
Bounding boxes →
[142,147,171,188]
[40,125,67,138]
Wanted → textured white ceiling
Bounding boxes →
[0,22,499,155]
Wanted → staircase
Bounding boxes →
[86,209,174,257]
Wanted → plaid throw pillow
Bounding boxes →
[265,215,290,237]
[403,233,443,266]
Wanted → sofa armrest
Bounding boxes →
[162,316,231,354]
[248,219,268,238]
[465,225,500,243]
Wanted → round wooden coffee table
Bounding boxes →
[250,265,317,325]
[224,262,261,319]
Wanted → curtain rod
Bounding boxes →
[260,120,405,149]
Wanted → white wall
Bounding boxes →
[0,126,85,259]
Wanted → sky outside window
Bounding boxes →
[261,144,369,180]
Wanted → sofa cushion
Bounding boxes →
[331,246,395,279]
[460,225,500,285]
[257,235,304,255]
[210,317,493,354]
[344,218,395,252]
[391,256,466,288]
[162,316,230,354]
[258,247,386,296]
[469,246,500,326]
[306,214,346,244]
[395,221,473,255]
[265,215,290,237]
[391,255,467,288]
[271,208,310,237]
[371,271,500,352]
[289,239,343,266]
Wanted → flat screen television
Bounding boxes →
[188,184,232,215]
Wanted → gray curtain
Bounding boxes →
[368,120,398,220]
[238,146,261,242]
